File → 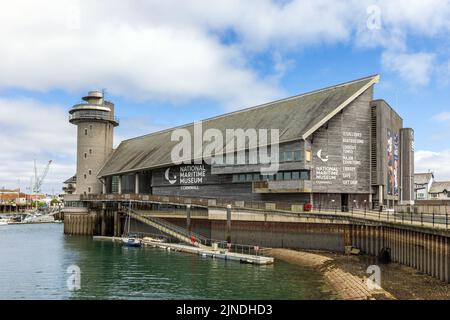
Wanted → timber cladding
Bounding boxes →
[310,87,373,194]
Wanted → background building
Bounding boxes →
[429,181,450,200]
[414,172,434,200]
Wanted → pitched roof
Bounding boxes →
[64,175,76,184]
[98,75,379,177]
[414,173,434,185]
[430,181,450,194]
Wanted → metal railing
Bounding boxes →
[128,208,271,256]
[81,194,450,231]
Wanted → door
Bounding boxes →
[341,194,349,212]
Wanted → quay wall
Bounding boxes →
[63,206,450,283]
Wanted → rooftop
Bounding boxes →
[430,181,450,194]
[414,173,434,185]
[98,75,380,177]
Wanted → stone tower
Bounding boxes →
[69,91,119,195]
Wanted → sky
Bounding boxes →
[0,0,449,194]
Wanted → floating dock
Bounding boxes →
[93,236,274,265]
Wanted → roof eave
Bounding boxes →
[301,74,380,140]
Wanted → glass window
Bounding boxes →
[84,128,88,136]
[283,172,292,180]
[239,174,246,182]
[276,172,283,180]
[267,175,275,181]
[292,171,300,180]
[294,150,302,161]
[88,170,92,175]
[305,150,311,162]
[285,151,293,161]
[279,152,285,162]
[232,175,238,182]
[246,174,253,182]
[84,153,87,159]
[300,171,310,180]
[253,173,261,181]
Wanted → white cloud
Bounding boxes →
[415,150,450,180]
[432,111,450,122]
[0,97,76,193]
[381,51,436,86]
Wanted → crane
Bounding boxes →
[33,160,52,194]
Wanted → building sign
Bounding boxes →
[342,131,364,186]
[387,129,399,196]
[163,165,207,190]
[313,129,367,190]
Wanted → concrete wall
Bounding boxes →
[76,120,114,195]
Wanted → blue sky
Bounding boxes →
[0,0,449,194]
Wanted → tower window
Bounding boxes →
[84,174,87,179]
[89,170,92,175]
[90,125,93,131]
[84,153,87,159]
[88,187,91,193]
[84,128,88,136]
[89,149,92,155]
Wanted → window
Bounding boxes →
[239,174,246,182]
[84,128,88,136]
[84,152,87,159]
[279,152,285,162]
[276,172,283,180]
[246,174,253,182]
[232,175,239,182]
[292,171,300,180]
[253,173,261,181]
[305,150,312,162]
[89,149,92,155]
[88,170,92,175]
[300,171,310,180]
[285,151,293,162]
[283,172,292,180]
[294,150,302,161]
[88,187,91,193]
[84,174,87,180]
[89,125,93,131]
[267,175,274,181]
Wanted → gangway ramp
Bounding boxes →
[128,209,209,249]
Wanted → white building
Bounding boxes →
[429,181,450,200]
[414,172,434,200]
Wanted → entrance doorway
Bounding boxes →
[341,194,349,212]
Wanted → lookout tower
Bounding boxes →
[69,90,119,195]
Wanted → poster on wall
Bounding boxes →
[387,129,399,196]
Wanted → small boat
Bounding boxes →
[121,203,142,248]
[0,219,11,226]
[121,237,142,247]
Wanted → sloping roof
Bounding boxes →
[430,181,450,194]
[64,175,76,184]
[98,75,379,177]
[414,173,434,185]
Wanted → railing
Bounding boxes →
[79,194,450,230]
[128,208,272,256]
[69,112,119,124]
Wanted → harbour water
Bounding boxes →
[0,223,335,300]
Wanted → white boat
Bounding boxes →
[121,237,142,247]
[0,219,11,226]
[121,204,142,248]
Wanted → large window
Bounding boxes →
[279,150,302,163]
[232,170,310,183]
